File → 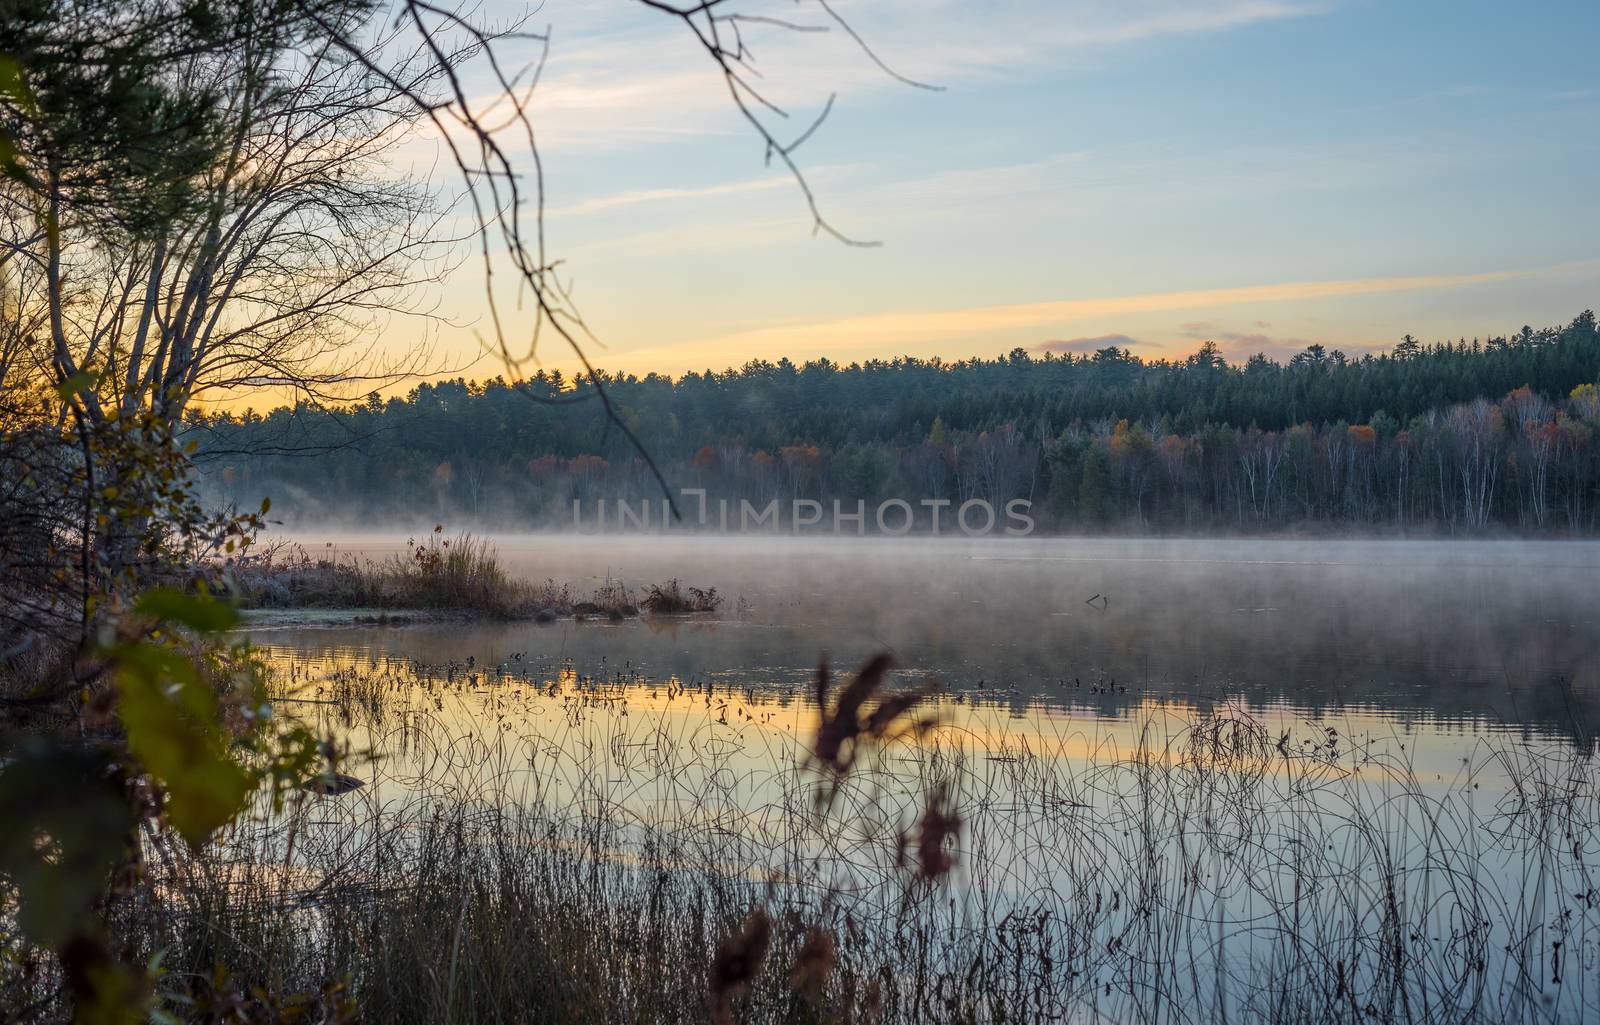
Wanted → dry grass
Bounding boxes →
[232,532,528,617]
[232,531,721,623]
[10,657,1599,1024]
[642,578,724,615]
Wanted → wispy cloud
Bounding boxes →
[1035,333,1142,354]
[1028,1,1314,48]
[684,259,1600,354]
[1172,319,1321,359]
[1208,330,1322,359]
[817,0,1322,76]
[492,1,1326,151]
[556,131,1441,258]
[547,175,796,217]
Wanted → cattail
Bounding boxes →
[709,909,772,1025]
[862,976,884,1023]
[812,654,935,776]
[789,925,837,1003]
[862,690,932,739]
[898,782,961,881]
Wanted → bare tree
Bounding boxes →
[1,0,931,533]
[1238,427,1285,526]
[0,0,930,659]
[0,1,490,674]
[298,0,936,511]
[2,4,476,425]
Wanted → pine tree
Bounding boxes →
[1078,446,1113,525]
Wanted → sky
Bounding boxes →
[376,0,1599,386]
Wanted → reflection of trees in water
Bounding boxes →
[252,539,1600,747]
[243,658,1600,1024]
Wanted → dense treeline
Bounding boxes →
[192,310,1600,533]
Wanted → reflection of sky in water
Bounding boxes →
[261,644,1566,823]
[260,648,1600,1022]
[250,534,1600,748]
[246,537,1600,1020]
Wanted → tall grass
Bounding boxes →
[234,532,526,616]
[12,658,1599,1024]
[642,578,724,614]
[234,531,714,622]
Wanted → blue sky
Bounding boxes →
[413,0,1599,378]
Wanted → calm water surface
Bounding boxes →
[250,535,1600,750]
[242,536,1600,1020]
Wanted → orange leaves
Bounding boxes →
[567,453,609,477]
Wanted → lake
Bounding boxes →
[242,535,1600,1022]
[250,535,1600,748]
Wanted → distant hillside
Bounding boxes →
[192,310,1600,534]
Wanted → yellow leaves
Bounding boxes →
[114,592,248,850]
[133,589,237,631]
[115,642,250,851]
[55,370,99,402]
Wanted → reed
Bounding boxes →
[642,578,725,614]
[233,531,720,623]
[9,660,1598,1025]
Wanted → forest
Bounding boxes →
[7,0,1600,1021]
[196,309,1600,533]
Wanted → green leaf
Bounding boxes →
[60,929,148,1025]
[0,746,133,947]
[0,56,36,183]
[57,370,97,402]
[258,725,322,811]
[0,55,31,109]
[0,132,18,179]
[134,588,237,632]
[116,645,249,849]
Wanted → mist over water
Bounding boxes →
[243,533,1600,1021]
[250,534,1600,748]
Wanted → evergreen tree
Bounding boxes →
[1077,446,1113,525]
